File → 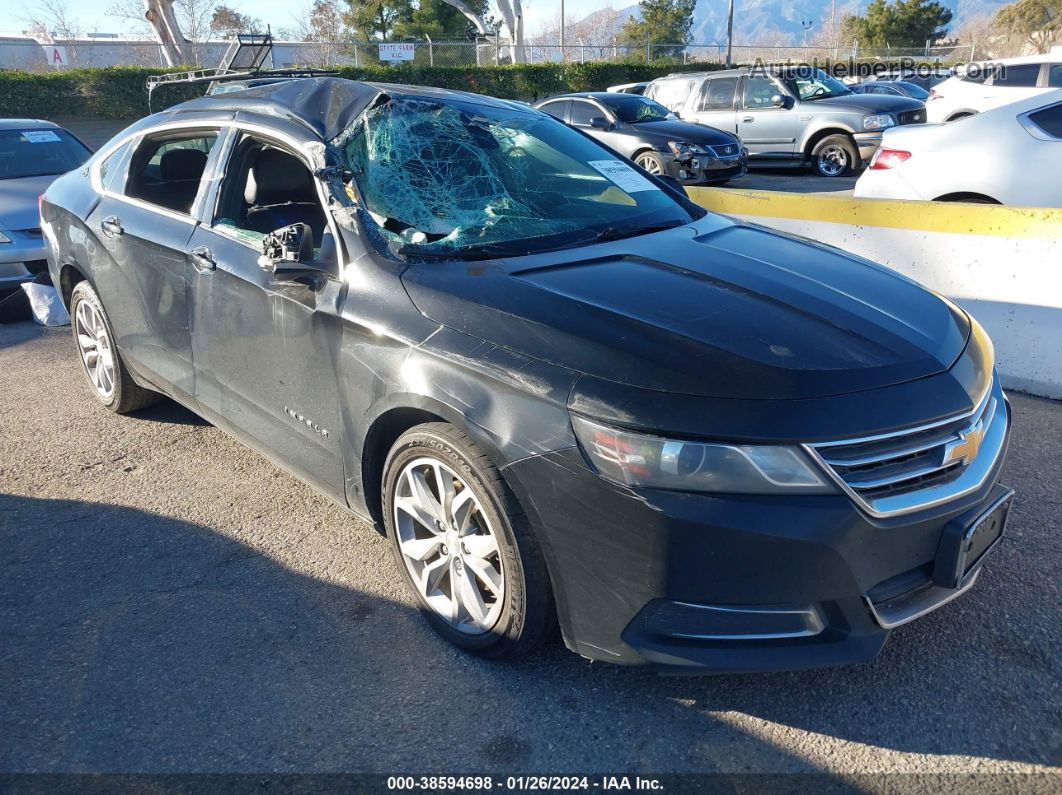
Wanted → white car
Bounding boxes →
[926,53,1062,123]
[854,90,1062,206]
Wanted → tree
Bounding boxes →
[393,0,491,40]
[995,0,1062,54]
[840,0,952,49]
[210,4,261,36]
[343,0,413,40]
[143,0,195,65]
[109,0,223,64]
[24,0,82,40]
[617,0,696,58]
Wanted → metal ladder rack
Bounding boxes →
[145,32,276,111]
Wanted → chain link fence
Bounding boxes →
[1,38,980,72]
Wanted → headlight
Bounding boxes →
[667,141,695,159]
[863,114,896,131]
[571,416,835,494]
[0,230,11,244]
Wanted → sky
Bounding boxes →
[11,0,613,39]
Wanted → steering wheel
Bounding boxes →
[809,87,827,97]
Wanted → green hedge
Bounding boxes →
[0,59,953,121]
[0,62,724,121]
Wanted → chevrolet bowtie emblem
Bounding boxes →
[942,420,986,467]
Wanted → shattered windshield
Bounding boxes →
[336,95,695,260]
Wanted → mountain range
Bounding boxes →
[569,0,1011,45]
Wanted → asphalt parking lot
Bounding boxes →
[1,321,1060,780]
[726,168,858,194]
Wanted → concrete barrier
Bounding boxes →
[688,187,1062,400]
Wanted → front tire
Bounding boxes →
[634,150,666,176]
[382,422,555,659]
[811,134,859,177]
[70,281,159,414]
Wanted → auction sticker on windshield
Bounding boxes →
[588,160,659,193]
[23,130,62,143]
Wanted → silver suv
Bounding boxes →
[646,67,927,177]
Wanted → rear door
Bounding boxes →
[86,128,222,401]
[686,76,739,134]
[737,74,798,157]
[537,99,570,122]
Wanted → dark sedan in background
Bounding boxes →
[534,92,747,184]
[852,80,931,101]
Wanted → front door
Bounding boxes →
[188,131,345,497]
[85,128,221,401]
[737,75,798,158]
[568,99,630,155]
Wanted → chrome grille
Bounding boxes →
[806,382,1007,517]
[709,144,740,158]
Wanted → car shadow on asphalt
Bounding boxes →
[2,492,1056,773]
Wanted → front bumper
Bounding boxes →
[504,402,1011,674]
[0,230,48,290]
[663,149,748,185]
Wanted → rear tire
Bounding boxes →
[69,281,159,414]
[382,422,555,660]
[811,134,859,177]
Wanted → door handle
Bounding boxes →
[189,246,216,273]
[100,216,123,238]
[742,116,754,123]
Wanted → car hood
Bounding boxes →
[400,214,969,401]
[0,175,57,231]
[623,118,738,145]
[811,93,925,115]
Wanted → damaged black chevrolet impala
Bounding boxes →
[41,78,1013,672]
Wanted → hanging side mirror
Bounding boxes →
[259,223,328,282]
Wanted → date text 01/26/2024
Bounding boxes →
[386,776,665,791]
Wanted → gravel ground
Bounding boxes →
[1,321,1059,782]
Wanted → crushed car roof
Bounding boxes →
[170,77,529,142]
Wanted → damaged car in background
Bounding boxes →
[40,78,1012,672]
[533,92,747,184]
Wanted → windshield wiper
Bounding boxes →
[399,239,542,262]
[400,220,686,262]
[592,220,685,243]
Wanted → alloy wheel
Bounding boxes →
[636,154,663,175]
[817,145,848,177]
[75,299,116,400]
[393,457,505,634]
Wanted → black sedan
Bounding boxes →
[534,92,747,184]
[851,80,931,101]
[41,78,1011,673]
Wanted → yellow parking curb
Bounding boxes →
[687,187,1062,239]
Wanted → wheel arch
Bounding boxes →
[59,261,90,309]
[801,126,856,160]
[359,396,511,532]
[932,191,1001,204]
